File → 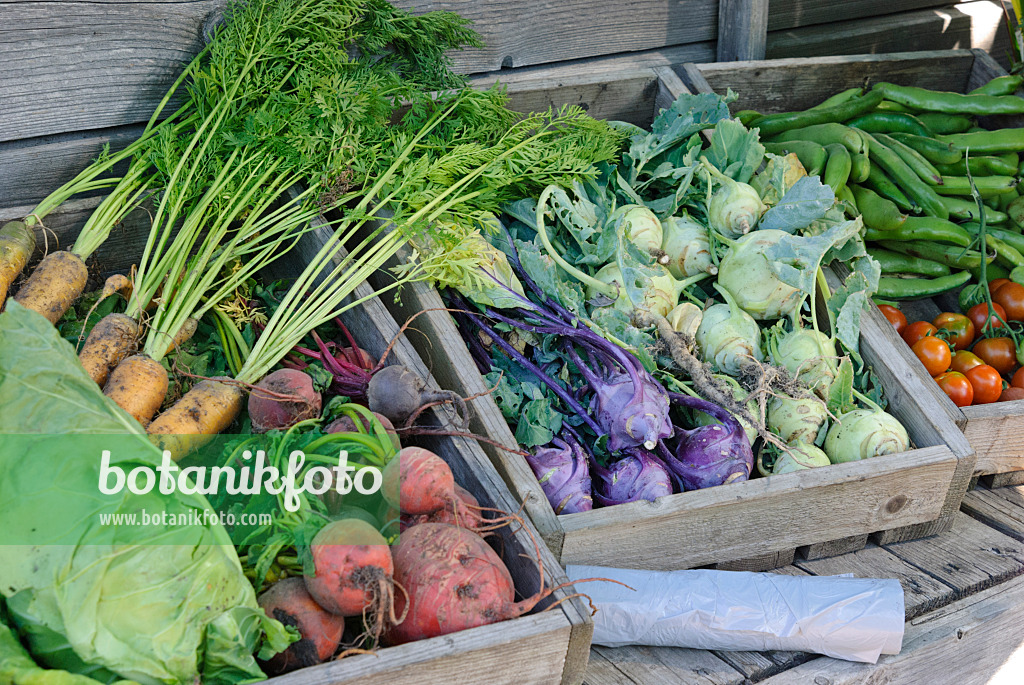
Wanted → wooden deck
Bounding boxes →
[583,482,1024,684]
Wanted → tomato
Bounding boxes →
[912,336,952,377]
[990,278,1011,294]
[967,302,1007,332]
[902,321,938,347]
[973,336,1018,376]
[965,364,1004,404]
[878,304,907,335]
[1000,386,1024,402]
[932,312,975,351]
[936,371,974,407]
[1013,367,1024,389]
[951,350,986,375]
[993,282,1024,321]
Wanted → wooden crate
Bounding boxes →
[357,63,973,571]
[679,48,1024,488]
[6,195,592,684]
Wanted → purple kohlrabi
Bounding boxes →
[565,346,673,452]
[588,447,674,506]
[526,435,593,514]
[662,393,753,490]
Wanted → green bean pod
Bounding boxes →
[933,155,1019,177]
[852,185,907,231]
[864,132,948,219]
[968,75,1024,96]
[734,110,762,126]
[874,101,918,114]
[990,235,1024,269]
[878,240,993,270]
[763,140,828,176]
[873,82,1024,115]
[934,175,1019,197]
[864,165,916,212]
[809,87,862,110]
[939,195,1009,224]
[751,91,885,137]
[846,112,933,137]
[887,132,962,165]
[969,261,1011,282]
[939,128,1024,153]
[868,246,951,277]
[849,152,870,182]
[875,132,943,186]
[963,223,1024,257]
[865,216,971,247]
[916,113,974,135]
[875,271,972,300]
[823,144,852,193]
[837,184,858,215]
[770,123,865,155]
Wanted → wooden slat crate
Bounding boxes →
[679,48,1024,488]
[356,63,973,571]
[6,197,592,684]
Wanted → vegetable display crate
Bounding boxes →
[679,48,1024,489]
[358,63,974,572]
[34,199,593,685]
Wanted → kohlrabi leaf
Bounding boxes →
[827,254,881,360]
[700,119,765,184]
[622,91,733,179]
[827,356,856,415]
[515,397,564,447]
[758,175,835,233]
[751,152,808,205]
[763,219,863,297]
[515,239,586,315]
[589,307,658,372]
[484,369,524,420]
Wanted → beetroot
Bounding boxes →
[386,523,556,645]
[326,411,401,451]
[257,577,346,674]
[305,518,395,619]
[399,484,487,533]
[383,446,456,515]
[248,369,322,433]
[366,364,467,427]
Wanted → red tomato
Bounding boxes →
[1000,387,1024,402]
[965,364,1004,404]
[936,371,974,407]
[973,337,1017,376]
[993,282,1024,321]
[912,336,952,377]
[878,304,907,335]
[967,302,1007,332]
[932,312,975,351]
[1012,367,1024,389]
[951,350,986,375]
[990,278,1011,294]
[902,321,938,347]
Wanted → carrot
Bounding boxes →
[147,378,245,458]
[0,220,36,309]
[78,313,139,386]
[12,250,88,323]
[103,354,168,426]
[165,316,198,353]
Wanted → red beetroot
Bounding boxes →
[305,519,395,618]
[385,523,557,645]
[400,485,487,533]
[383,446,456,515]
[257,577,345,675]
[249,369,322,433]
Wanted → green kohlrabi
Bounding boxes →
[703,160,766,238]
[586,263,700,318]
[717,229,803,321]
[614,204,663,255]
[666,302,702,338]
[660,214,716,279]
[772,441,831,474]
[769,323,839,398]
[695,284,763,376]
[767,394,829,445]
[824,408,909,463]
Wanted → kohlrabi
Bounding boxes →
[767,394,829,445]
[692,374,758,445]
[588,447,674,505]
[666,302,702,338]
[695,284,763,376]
[703,160,766,238]
[613,204,663,255]
[772,441,831,474]
[526,435,593,514]
[824,408,909,463]
[661,392,753,490]
[586,263,692,318]
[716,229,803,321]
[769,324,838,397]
[660,214,716,279]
